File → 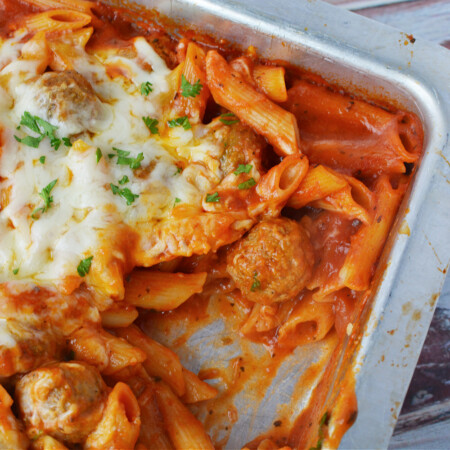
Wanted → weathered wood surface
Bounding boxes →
[324,0,450,447]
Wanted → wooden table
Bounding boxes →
[324,0,450,447]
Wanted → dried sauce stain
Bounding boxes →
[398,220,410,236]
[412,310,422,321]
[402,302,412,314]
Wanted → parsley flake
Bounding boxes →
[118,175,129,185]
[142,116,159,135]
[234,164,252,175]
[77,256,93,277]
[219,112,239,125]
[205,192,220,203]
[110,183,139,205]
[174,167,182,175]
[39,156,46,164]
[310,412,329,450]
[62,137,72,147]
[12,268,19,275]
[140,81,153,96]
[174,197,181,205]
[14,112,62,150]
[96,148,102,163]
[251,272,261,292]
[181,75,202,98]
[111,147,144,170]
[168,116,192,130]
[238,178,256,190]
[31,179,57,219]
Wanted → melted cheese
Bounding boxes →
[0,32,225,292]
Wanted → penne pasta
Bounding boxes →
[154,382,214,450]
[137,385,174,450]
[101,304,139,328]
[116,325,186,397]
[338,176,406,291]
[85,382,141,450]
[24,10,92,33]
[253,64,288,103]
[124,270,207,311]
[206,50,301,156]
[181,368,218,404]
[31,435,68,450]
[20,0,95,13]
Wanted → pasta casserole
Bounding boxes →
[0,0,424,448]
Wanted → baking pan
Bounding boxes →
[110,0,450,447]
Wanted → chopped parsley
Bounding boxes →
[62,137,72,147]
[111,147,144,170]
[219,112,239,125]
[168,116,192,130]
[96,148,102,163]
[77,256,93,277]
[142,116,159,135]
[110,183,139,205]
[140,81,153,96]
[14,112,63,150]
[238,178,256,190]
[251,272,261,292]
[31,179,57,219]
[310,412,329,450]
[39,156,46,164]
[174,167,182,175]
[174,197,181,205]
[181,75,202,98]
[12,268,19,275]
[234,164,252,175]
[205,192,220,203]
[118,175,129,185]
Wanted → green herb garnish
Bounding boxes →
[12,268,19,275]
[77,256,93,277]
[238,178,256,190]
[118,175,129,185]
[110,183,139,205]
[181,75,202,98]
[251,272,261,292]
[142,116,159,135]
[39,156,46,164]
[168,116,192,130]
[62,137,72,147]
[234,164,252,175]
[219,112,239,125]
[205,192,220,203]
[112,147,144,170]
[96,148,102,163]
[309,412,329,450]
[31,179,58,219]
[140,81,153,96]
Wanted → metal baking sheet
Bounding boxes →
[110,0,450,447]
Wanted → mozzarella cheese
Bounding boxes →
[0,33,226,292]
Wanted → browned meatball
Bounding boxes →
[32,70,104,135]
[15,361,108,444]
[226,218,314,304]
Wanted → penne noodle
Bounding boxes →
[85,382,141,450]
[338,176,406,291]
[154,382,214,450]
[20,32,50,73]
[69,327,146,375]
[116,325,186,397]
[181,368,218,404]
[285,80,422,175]
[124,270,207,311]
[137,385,174,450]
[21,0,95,13]
[253,65,288,103]
[0,385,29,450]
[24,10,92,33]
[206,50,300,156]
[277,292,335,348]
[250,154,309,217]
[287,165,348,209]
[101,304,139,328]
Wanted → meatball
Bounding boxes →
[16,361,108,444]
[29,71,104,135]
[226,218,314,304]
